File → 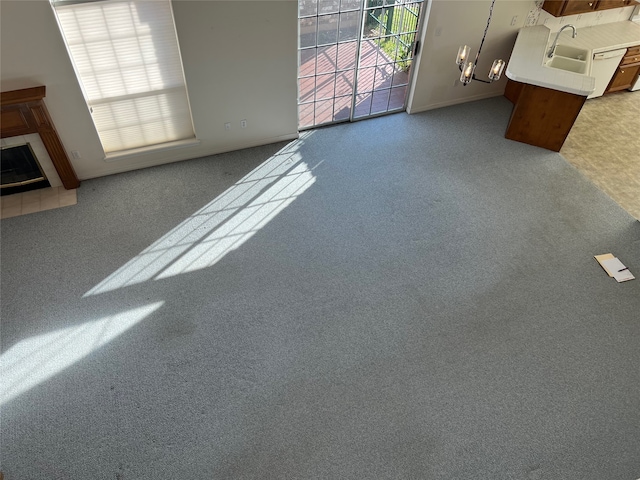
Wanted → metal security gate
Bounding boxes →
[298,0,424,129]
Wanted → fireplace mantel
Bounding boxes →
[1,86,80,189]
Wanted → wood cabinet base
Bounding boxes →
[504,79,586,152]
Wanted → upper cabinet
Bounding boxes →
[596,0,633,8]
[542,0,636,17]
[543,0,596,16]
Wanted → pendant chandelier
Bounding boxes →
[455,0,506,85]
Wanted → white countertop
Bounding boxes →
[506,21,640,96]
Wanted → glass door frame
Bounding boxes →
[350,0,425,122]
[297,0,426,130]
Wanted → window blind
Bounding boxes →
[52,0,195,154]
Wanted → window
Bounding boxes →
[51,0,195,154]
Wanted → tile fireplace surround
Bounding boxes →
[1,86,80,194]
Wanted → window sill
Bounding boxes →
[103,138,201,162]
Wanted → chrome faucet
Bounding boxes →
[548,24,577,58]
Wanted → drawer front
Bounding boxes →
[622,45,640,66]
[621,54,640,67]
[625,45,640,57]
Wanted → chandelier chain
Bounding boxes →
[474,0,497,67]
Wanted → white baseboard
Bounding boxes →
[78,132,300,181]
[408,92,505,114]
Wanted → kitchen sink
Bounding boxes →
[545,55,588,74]
[543,43,590,74]
[552,44,589,61]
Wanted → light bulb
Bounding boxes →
[456,45,471,66]
[460,61,475,85]
[489,59,505,81]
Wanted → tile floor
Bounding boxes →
[0,186,77,219]
[561,89,640,220]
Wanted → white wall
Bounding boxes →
[408,0,539,113]
[0,0,298,180]
[172,1,299,158]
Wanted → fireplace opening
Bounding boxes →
[1,143,51,196]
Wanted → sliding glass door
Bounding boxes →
[298,0,424,129]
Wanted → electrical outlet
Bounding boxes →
[241,119,247,128]
[71,150,81,159]
[511,15,518,26]
[435,26,442,37]
[224,122,231,130]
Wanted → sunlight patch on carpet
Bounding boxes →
[0,302,164,405]
[84,133,317,296]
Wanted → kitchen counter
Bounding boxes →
[506,21,640,96]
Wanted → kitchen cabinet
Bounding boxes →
[542,1,596,16]
[504,22,640,150]
[596,0,632,8]
[504,79,586,152]
[542,0,636,17]
[606,45,640,92]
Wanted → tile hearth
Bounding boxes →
[0,186,77,219]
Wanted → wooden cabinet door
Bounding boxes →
[562,0,597,14]
[606,64,640,92]
[542,0,566,16]
[543,0,633,16]
[596,0,630,9]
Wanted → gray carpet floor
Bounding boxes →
[1,97,639,479]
